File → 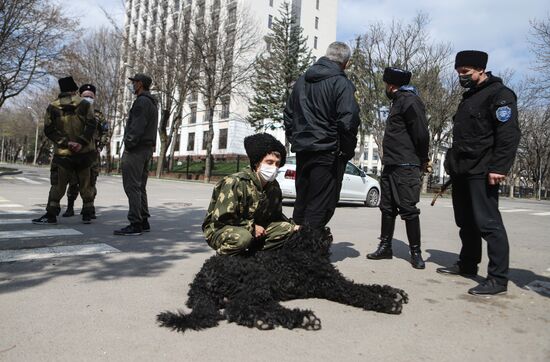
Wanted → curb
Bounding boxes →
[0,170,22,176]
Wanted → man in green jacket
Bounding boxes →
[202,133,298,255]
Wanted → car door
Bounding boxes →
[341,162,367,200]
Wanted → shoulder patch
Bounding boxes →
[496,106,512,122]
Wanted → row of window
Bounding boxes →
[184,129,228,151]
[268,0,320,10]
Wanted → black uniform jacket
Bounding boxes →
[445,73,521,176]
[283,57,360,160]
[124,91,159,151]
[382,88,429,166]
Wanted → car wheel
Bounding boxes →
[365,188,379,207]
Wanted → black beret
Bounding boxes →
[79,83,96,95]
[129,73,153,89]
[454,50,488,69]
[244,133,286,170]
[58,76,79,92]
[383,67,412,87]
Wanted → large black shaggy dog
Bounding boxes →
[157,228,408,332]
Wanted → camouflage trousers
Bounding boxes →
[66,152,100,201]
[207,221,295,256]
[47,157,95,216]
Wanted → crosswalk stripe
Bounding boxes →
[531,212,550,216]
[0,219,32,225]
[0,196,8,202]
[0,204,24,208]
[0,243,120,263]
[15,177,41,185]
[0,228,82,239]
[39,177,50,182]
[0,210,35,215]
[500,209,532,213]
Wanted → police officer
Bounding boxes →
[366,67,430,269]
[438,51,521,295]
[32,76,97,225]
[202,133,298,255]
[63,84,109,219]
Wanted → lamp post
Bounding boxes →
[27,107,40,165]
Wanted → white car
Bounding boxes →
[276,157,381,207]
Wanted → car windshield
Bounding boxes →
[285,156,297,165]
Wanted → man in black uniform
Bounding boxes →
[283,41,360,230]
[366,67,430,269]
[438,51,521,295]
[114,73,158,236]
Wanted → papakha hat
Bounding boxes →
[454,50,488,69]
[244,133,286,170]
[383,67,412,87]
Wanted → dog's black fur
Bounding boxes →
[157,227,408,332]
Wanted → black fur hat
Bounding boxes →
[454,50,488,69]
[244,133,286,170]
[79,83,96,95]
[58,76,79,92]
[383,67,412,86]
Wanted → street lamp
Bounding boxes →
[27,106,39,165]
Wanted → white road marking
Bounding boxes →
[39,177,50,182]
[15,177,41,185]
[0,229,82,239]
[0,197,9,202]
[0,210,35,215]
[0,219,32,225]
[0,243,120,263]
[0,204,24,208]
[530,212,550,216]
[500,209,532,213]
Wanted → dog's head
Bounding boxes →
[284,226,333,256]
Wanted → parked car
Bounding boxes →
[276,157,381,207]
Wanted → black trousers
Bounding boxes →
[452,174,509,285]
[293,151,346,228]
[379,165,421,220]
[121,146,153,224]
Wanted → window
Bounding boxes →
[228,6,236,23]
[174,129,181,151]
[268,15,273,29]
[190,105,197,124]
[187,132,195,151]
[221,98,230,118]
[316,0,319,10]
[269,0,273,6]
[116,141,121,155]
[315,16,319,29]
[202,131,209,150]
[345,163,361,176]
[174,0,180,11]
[266,39,271,51]
[313,36,318,49]
[218,129,228,149]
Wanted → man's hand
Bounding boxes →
[254,225,266,238]
[293,225,301,232]
[488,172,506,185]
[422,160,433,174]
[68,141,82,153]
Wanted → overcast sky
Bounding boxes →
[56,0,548,84]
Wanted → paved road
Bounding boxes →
[1,164,549,361]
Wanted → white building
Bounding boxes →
[112,0,339,159]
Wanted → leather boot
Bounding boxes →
[406,218,425,269]
[62,198,75,217]
[367,214,395,260]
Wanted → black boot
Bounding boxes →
[406,218,425,269]
[367,214,395,260]
[62,198,75,217]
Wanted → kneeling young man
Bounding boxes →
[202,133,298,255]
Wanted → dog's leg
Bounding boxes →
[313,279,408,314]
[224,298,321,331]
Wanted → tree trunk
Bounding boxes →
[156,109,171,178]
[204,106,215,183]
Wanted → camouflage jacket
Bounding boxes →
[94,109,110,151]
[44,93,97,156]
[202,167,288,240]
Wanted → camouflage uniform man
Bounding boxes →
[32,76,97,225]
[202,133,298,255]
[63,84,110,218]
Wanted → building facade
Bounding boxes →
[112,0,339,159]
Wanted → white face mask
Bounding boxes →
[83,97,94,104]
[258,164,278,183]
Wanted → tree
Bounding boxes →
[192,1,259,183]
[528,15,550,99]
[247,1,312,140]
[0,0,77,109]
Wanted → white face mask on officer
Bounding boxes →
[258,164,279,183]
[83,96,94,104]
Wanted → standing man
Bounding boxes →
[203,133,297,255]
[284,41,360,230]
[32,76,97,225]
[114,73,158,236]
[63,84,109,219]
[366,67,430,269]
[438,51,521,295]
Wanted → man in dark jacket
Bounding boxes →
[114,73,159,236]
[284,41,360,230]
[366,67,430,269]
[438,51,521,295]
